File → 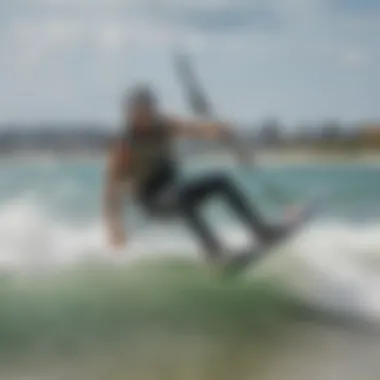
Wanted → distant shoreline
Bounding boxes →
[1,149,380,165]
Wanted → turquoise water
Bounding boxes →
[1,157,380,379]
[2,159,380,220]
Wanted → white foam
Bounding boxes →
[264,223,380,321]
[0,196,380,321]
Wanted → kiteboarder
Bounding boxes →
[104,84,287,264]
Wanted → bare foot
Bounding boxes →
[283,204,303,225]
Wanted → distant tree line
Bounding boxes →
[0,120,379,156]
[0,127,114,155]
[251,119,380,154]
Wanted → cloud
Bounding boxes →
[147,4,281,34]
[329,0,380,14]
[0,0,378,123]
[339,48,371,68]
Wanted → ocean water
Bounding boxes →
[1,157,380,379]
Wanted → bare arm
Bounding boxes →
[167,116,232,140]
[167,116,252,164]
[104,145,128,248]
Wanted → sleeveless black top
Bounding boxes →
[125,119,178,199]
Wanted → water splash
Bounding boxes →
[0,196,379,323]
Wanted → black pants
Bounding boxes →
[140,171,269,260]
[177,173,269,259]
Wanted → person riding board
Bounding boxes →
[104,85,288,265]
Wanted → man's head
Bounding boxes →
[124,84,158,129]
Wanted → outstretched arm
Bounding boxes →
[103,145,128,249]
[167,115,250,163]
[168,115,253,164]
[167,116,233,141]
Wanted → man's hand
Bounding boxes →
[109,225,127,250]
[170,116,232,141]
[204,121,233,140]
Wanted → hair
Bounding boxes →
[124,84,158,110]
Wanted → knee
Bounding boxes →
[208,173,233,189]
[177,172,233,207]
[177,186,195,210]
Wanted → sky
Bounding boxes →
[0,0,379,127]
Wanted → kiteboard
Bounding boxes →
[222,193,326,278]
